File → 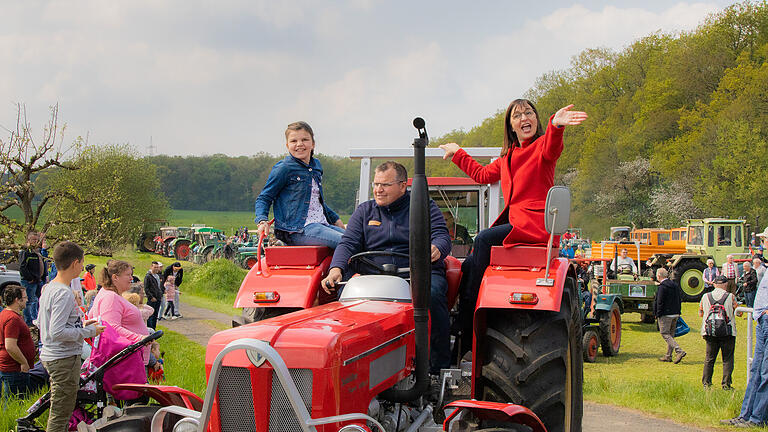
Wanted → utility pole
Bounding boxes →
[147,136,155,156]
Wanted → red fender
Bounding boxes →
[443,400,546,432]
[111,384,203,411]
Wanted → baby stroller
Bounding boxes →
[16,330,163,432]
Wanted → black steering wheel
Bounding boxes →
[348,251,410,276]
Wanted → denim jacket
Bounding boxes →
[254,155,340,233]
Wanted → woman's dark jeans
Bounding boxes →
[458,223,512,354]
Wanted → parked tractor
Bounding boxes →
[646,218,749,301]
[168,226,201,261]
[136,219,169,252]
[190,228,227,264]
[79,118,583,432]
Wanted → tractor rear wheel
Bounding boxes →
[673,260,708,302]
[582,329,598,363]
[598,302,621,356]
[137,234,154,252]
[174,241,192,261]
[479,276,582,432]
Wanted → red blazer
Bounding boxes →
[451,116,564,247]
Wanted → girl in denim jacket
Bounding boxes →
[254,122,346,248]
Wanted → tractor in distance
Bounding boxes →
[90,118,583,432]
[646,218,750,302]
[136,219,169,253]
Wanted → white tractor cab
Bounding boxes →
[349,147,503,259]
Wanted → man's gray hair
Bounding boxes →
[375,161,408,182]
[656,267,669,280]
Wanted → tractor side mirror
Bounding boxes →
[544,186,571,235]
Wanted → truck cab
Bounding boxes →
[686,218,749,263]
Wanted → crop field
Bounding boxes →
[168,209,258,233]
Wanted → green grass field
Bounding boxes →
[168,209,351,234]
[4,207,350,237]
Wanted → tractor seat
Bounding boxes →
[489,245,559,268]
[265,246,332,267]
[445,255,462,309]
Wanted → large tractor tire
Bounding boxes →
[582,329,598,363]
[242,255,259,269]
[673,260,708,302]
[137,234,155,252]
[480,276,582,432]
[598,302,621,356]
[89,405,181,432]
[173,240,192,261]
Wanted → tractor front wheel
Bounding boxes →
[598,302,621,356]
[673,260,708,302]
[174,241,192,261]
[91,405,181,431]
[582,329,598,363]
[641,312,656,324]
[480,276,582,432]
[242,256,259,269]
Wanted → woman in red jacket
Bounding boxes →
[439,99,587,352]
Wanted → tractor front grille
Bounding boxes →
[217,366,257,432]
[215,366,313,432]
[269,368,313,432]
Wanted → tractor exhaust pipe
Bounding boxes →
[381,117,431,403]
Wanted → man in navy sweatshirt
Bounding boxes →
[321,161,452,375]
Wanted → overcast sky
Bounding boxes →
[0,1,737,157]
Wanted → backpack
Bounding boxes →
[704,292,732,337]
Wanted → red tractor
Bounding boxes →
[88,119,583,432]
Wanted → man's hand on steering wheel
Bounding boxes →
[321,267,343,294]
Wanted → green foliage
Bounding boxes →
[45,144,169,254]
[184,259,247,305]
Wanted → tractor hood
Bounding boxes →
[206,300,415,372]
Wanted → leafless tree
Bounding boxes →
[0,103,85,249]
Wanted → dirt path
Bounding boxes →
[156,299,235,345]
[166,298,717,432]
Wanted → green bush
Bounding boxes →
[184,259,247,305]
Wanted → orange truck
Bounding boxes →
[589,226,687,267]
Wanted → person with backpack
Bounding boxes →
[699,275,737,390]
[655,267,687,363]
